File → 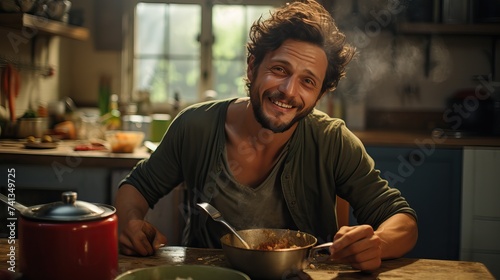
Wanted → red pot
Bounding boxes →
[18,191,118,280]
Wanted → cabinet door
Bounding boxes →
[0,164,110,203]
[461,148,500,279]
[364,147,463,260]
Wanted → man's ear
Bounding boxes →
[247,55,256,81]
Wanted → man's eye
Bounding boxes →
[272,66,286,73]
[305,78,316,87]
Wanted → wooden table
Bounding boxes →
[0,239,494,279]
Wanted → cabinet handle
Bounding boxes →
[408,152,423,163]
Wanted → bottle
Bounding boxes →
[98,76,111,116]
[172,91,181,116]
[105,94,121,130]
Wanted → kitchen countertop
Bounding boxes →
[0,130,499,168]
[0,239,494,279]
[353,130,500,148]
[0,140,149,168]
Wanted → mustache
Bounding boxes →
[265,90,300,108]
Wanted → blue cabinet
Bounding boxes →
[0,164,110,238]
[356,146,463,260]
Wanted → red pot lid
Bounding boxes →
[22,191,115,222]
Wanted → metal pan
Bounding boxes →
[221,228,331,280]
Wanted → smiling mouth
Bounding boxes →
[270,98,293,109]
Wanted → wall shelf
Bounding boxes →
[395,22,499,79]
[0,13,89,41]
[397,22,500,36]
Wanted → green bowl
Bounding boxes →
[115,264,250,280]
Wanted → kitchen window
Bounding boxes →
[130,0,284,108]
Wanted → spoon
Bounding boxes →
[197,202,251,249]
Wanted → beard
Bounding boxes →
[249,86,316,133]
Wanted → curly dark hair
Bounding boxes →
[245,0,355,95]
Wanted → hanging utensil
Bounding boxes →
[2,64,20,122]
[11,66,20,119]
[1,65,12,121]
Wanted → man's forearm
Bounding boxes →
[114,184,150,230]
[375,213,418,260]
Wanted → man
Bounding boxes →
[115,0,418,272]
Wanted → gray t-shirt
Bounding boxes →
[204,144,297,247]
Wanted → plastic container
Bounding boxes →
[105,130,144,153]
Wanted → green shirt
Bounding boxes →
[122,98,417,246]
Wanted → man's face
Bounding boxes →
[248,40,327,133]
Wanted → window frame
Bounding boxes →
[123,0,285,110]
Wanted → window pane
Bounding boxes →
[134,58,199,103]
[247,6,274,28]
[168,59,200,103]
[169,5,201,56]
[135,58,165,93]
[213,60,246,98]
[212,5,273,99]
[135,3,200,104]
[213,6,245,59]
[136,3,167,55]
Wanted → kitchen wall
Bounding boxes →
[61,0,122,107]
[342,34,495,110]
[330,0,500,130]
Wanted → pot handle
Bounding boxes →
[0,192,28,213]
[308,242,333,262]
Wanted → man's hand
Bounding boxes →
[118,220,167,256]
[115,184,167,256]
[329,213,418,272]
[329,225,382,272]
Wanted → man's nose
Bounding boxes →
[278,76,299,97]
